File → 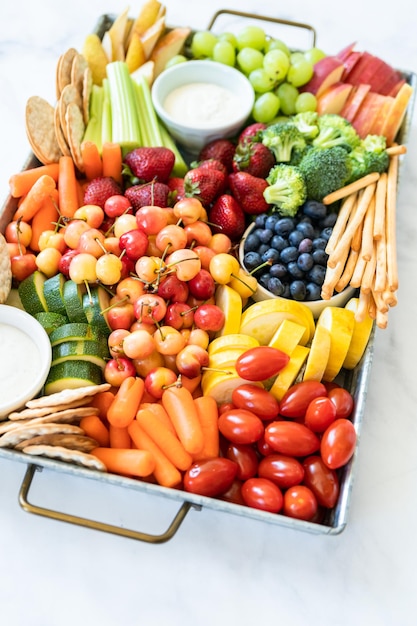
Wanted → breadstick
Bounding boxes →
[327,182,376,269]
[375,308,388,329]
[372,288,389,314]
[325,192,357,255]
[386,144,407,156]
[355,289,370,322]
[361,193,376,261]
[335,248,359,292]
[350,255,367,288]
[321,254,349,299]
[361,243,377,294]
[383,289,398,307]
[374,235,387,293]
[386,155,399,291]
[322,172,380,205]
[373,172,388,240]
[351,209,364,252]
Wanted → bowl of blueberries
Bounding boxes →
[239,199,356,318]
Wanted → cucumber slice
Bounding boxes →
[82,286,111,335]
[52,339,109,369]
[43,273,67,316]
[34,311,69,335]
[63,280,88,323]
[49,322,107,347]
[18,270,48,315]
[44,361,104,395]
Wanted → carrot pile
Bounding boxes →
[81,378,219,488]
[321,144,406,329]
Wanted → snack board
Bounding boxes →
[0,9,415,543]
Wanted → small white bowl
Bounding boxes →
[0,304,52,418]
[151,59,255,153]
[239,224,356,319]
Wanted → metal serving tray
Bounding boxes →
[0,10,415,543]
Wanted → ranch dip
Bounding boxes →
[163,82,242,128]
[0,323,42,405]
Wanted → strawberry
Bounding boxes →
[208,194,246,241]
[124,181,170,211]
[167,176,185,202]
[238,122,267,144]
[232,140,275,178]
[184,167,226,207]
[192,158,229,178]
[228,171,271,215]
[198,138,236,172]
[123,147,175,183]
[83,176,123,208]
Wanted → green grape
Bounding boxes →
[287,58,314,87]
[263,49,290,83]
[304,47,327,65]
[252,92,281,123]
[191,30,218,58]
[275,82,299,116]
[218,32,238,49]
[290,51,306,64]
[213,40,236,66]
[236,25,266,51]
[264,38,290,57]
[165,54,188,69]
[249,68,276,93]
[295,92,318,113]
[237,47,264,74]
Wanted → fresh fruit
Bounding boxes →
[198,138,236,172]
[123,146,176,183]
[124,181,170,210]
[214,284,243,337]
[208,194,246,241]
[315,306,355,381]
[183,166,226,207]
[268,344,310,401]
[232,140,275,178]
[239,298,314,346]
[268,318,306,355]
[83,176,123,208]
[303,322,332,381]
[343,297,374,369]
[228,171,270,215]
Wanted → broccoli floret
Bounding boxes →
[261,122,307,163]
[347,134,389,183]
[263,164,307,217]
[312,113,361,152]
[298,146,353,202]
[290,111,320,140]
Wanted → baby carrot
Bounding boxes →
[107,376,144,428]
[161,385,204,455]
[102,141,123,184]
[192,395,220,461]
[109,423,132,449]
[13,174,57,222]
[81,140,103,180]
[29,189,59,251]
[127,421,182,488]
[58,155,80,218]
[139,402,176,435]
[92,447,155,478]
[136,407,193,471]
[79,414,110,447]
[180,374,202,395]
[9,163,60,198]
[88,389,116,421]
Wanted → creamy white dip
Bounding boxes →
[0,323,42,405]
[163,82,242,128]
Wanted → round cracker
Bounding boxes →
[21,444,107,471]
[8,396,94,421]
[54,104,71,156]
[26,383,111,409]
[0,423,84,448]
[66,102,86,172]
[58,83,82,142]
[71,52,89,95]
[15,433,99,453]
[25,95,62,164]
[58,47,78,95]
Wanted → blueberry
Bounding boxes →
[296,221,316,239]
[262,248,280,264]
[244,232,261,252]
[288,261,304,279]
[290,280,307,301]
[302,199,327,220]
[312,237,327,251]
[321,226,333,241]
[265,214,280,231]
[305,282,322,301]
[254,214,268,228]
[270,263,287,278]
[297,252,314,272]
[271,235,288,251]
[281,283,291,298]
[243,251,262,272]
[308,264,326,286]
[259,273,271,289]
[312,249,328,266]
[298,238,313,253]
[320,212,338,228]
[258,228,273,244]
[258,243,269,256]
[280,246,299,264]
[289,230,304,247]
[267,277,285,296]
[275,217,295,236]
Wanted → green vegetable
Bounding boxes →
[312,113,360,152]
[263,164,307,216]
[261,122,306,162]
[298,145,353,201]
[83,84,104,152]
[106,61,142,152]
[347,134,389,183]
[290,111,319,141]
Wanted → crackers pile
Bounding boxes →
[25,48,91,171]
[0,383,111,471]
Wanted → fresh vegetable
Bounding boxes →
[183,457,238,497]
[57,156,81,218]
[13,175,56,223]
[107,376,145,428]
[260,122,307,163]
[8,163,60,198]
[161,385,204,455]
[298,145,353,201]
[263,164,307,217]
[312,113,361,151]
[92,447,155,478]
[347,134,390,183]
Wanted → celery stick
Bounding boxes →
[83,84,104,153]
[133,81,151,147]
[158,121,189,177]
[106,61,142,152]
[134,74,163,147]
[101,78,112,147]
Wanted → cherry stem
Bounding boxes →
[230,272,256,293]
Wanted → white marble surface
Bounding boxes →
[1,1,417,624]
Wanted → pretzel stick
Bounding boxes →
[386,155,399,291]
[322,172,380,205]
[335,248,359,292]
[373,172,388,240]
[361,242,377,293]
[350,204,364,252]
[325,192,357,255]
[386,144,407,156]
[327,182,377,269]
[360,193,376,261]
[321,251,350,299]
[374,234,387,292]
[350,255,367,288]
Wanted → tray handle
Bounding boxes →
[18,464,200,544]
[207,9,317,48]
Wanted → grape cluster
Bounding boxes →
[241,200,337,302]
[186,25,326,124]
